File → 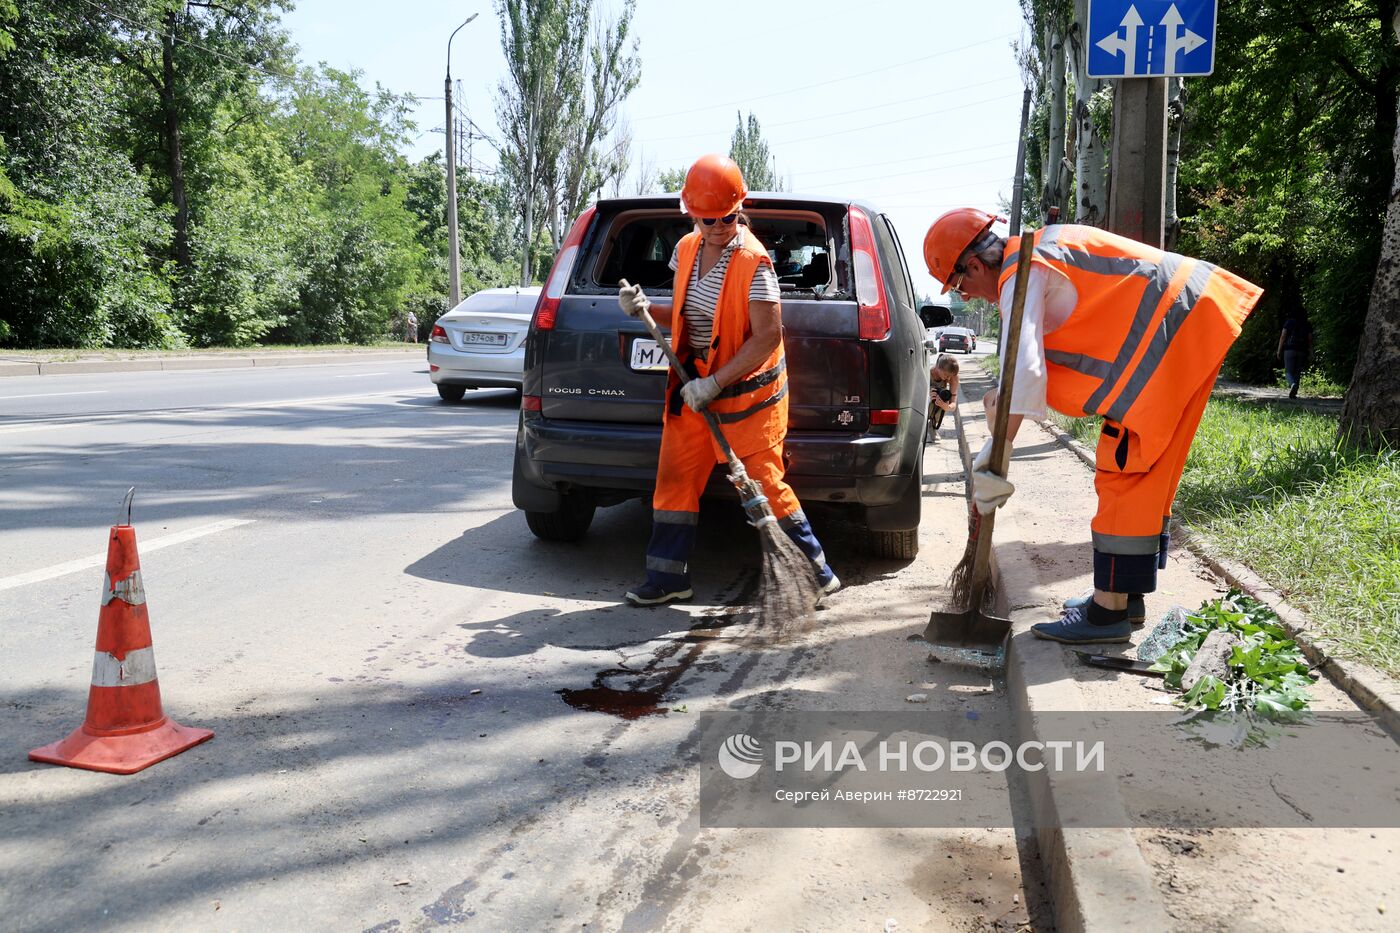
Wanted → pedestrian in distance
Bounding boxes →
[1277,312,1313,399]
[616,153,839,607]
[406,310,419,343]
[928,353,960,442]
[923,208,1263,644]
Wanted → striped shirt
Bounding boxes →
[668,231,781,351]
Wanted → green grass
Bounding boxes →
[985,354,1400,676]
[1274,369,1349,397]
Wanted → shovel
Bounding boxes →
[922,228,1036,655]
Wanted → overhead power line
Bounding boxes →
[631,32,1017,123]
[640,75,1020,144]
[793,140,1018,179]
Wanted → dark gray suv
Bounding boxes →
[511,193,931,558]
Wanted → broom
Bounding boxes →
[947,86,1034,611]
[624,282,821,639]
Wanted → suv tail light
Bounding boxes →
[848,207,890,341]
[531,205,597,331]
[430,324,449,343]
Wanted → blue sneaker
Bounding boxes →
[1031,605,1132,644]
[1064,590,1146,625]
[624,582,693,607]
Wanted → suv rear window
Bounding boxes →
[589,209,847,297]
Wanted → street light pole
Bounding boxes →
[445,13,478,310]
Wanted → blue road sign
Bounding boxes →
[1087,0,1216,78]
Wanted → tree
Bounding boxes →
[550,1,640,243]
[728,111,782,191]
[494,0,588,285]
[656,166,687,193]
[1067,0,1109,224]
[1341,7,1400,445]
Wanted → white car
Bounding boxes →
[428,286,542,401]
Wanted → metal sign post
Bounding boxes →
[1087,1,1215,248]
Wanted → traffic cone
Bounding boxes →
[29,520,213,774]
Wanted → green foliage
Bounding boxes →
[0,1,501,349]
[1149,591,1313,717]
[656,167,687,193]
[1176,1,1398,386]
[728,111,783,191]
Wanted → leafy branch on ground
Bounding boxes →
[1149,590,1314,717]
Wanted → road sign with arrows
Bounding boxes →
[1087,0,1216,78]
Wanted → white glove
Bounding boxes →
[617,278,650,319]
[681,375,721,412]
[971,438,1015,515]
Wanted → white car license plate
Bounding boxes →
[629,338,670,372]
[460,331,508,347]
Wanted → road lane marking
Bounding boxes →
[335,372,388,377]
[0,390,423,436]
[0,390,110,401]
[0,518,255,592]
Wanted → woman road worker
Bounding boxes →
[616,153,839,606]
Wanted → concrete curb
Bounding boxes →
[0,349,423,377]
[952,371,1174,933]
[1034,416,1400,739]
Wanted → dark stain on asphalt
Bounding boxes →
[558,572,759,719]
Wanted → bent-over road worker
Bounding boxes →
[923,209,1263,643]
[616,153,839,607]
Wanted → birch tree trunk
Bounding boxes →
[1069,0,1109,225]
[1044,22,1069,217]
[1164,78,1184,250]
[1339,10,1400,445]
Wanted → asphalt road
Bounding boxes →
[0,353,1041,931]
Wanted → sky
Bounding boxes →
[280,0,1030,301]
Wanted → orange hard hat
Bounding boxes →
[924,208,999,293]
[680,153,748,219]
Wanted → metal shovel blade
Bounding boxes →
[922,606,1012,653]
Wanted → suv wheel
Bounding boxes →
[437,384,467,402]
[867,528,919,560]
[524,492,596,542]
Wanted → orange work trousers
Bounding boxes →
[653,406,802,519]
[1090,365,1217,594]
[645,405,827,592]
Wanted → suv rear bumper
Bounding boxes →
[514,413,913,508]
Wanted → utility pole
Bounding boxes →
[521,84,538,288]
[444,13,478,309]
[1106,77,1168,247]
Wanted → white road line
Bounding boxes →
[335,372,388,377]
[0,390,421,436]
[0,519,255,592]
[0,390,109,401]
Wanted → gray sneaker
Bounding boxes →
[1064,590,1146,625]
[1031,605,1132,644]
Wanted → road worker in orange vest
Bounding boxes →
[616,153,839,606]
[923,209,1263,643]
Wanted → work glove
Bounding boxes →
[617,278,650,319]
[681,375,721,412]
[970,438,1015,515]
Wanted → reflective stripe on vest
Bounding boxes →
[999,226,1252,432]
[669,229,789,454]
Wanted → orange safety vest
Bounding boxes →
[667,227,788,458]
[998,225,1262,465]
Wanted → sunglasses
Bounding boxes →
[701,213,738,226]
[947,261,971,294]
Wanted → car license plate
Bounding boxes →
[460,331,508,347]
[629,338,670,372]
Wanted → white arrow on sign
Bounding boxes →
[1161,4,1206,69]
[1096,4,1143,76]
